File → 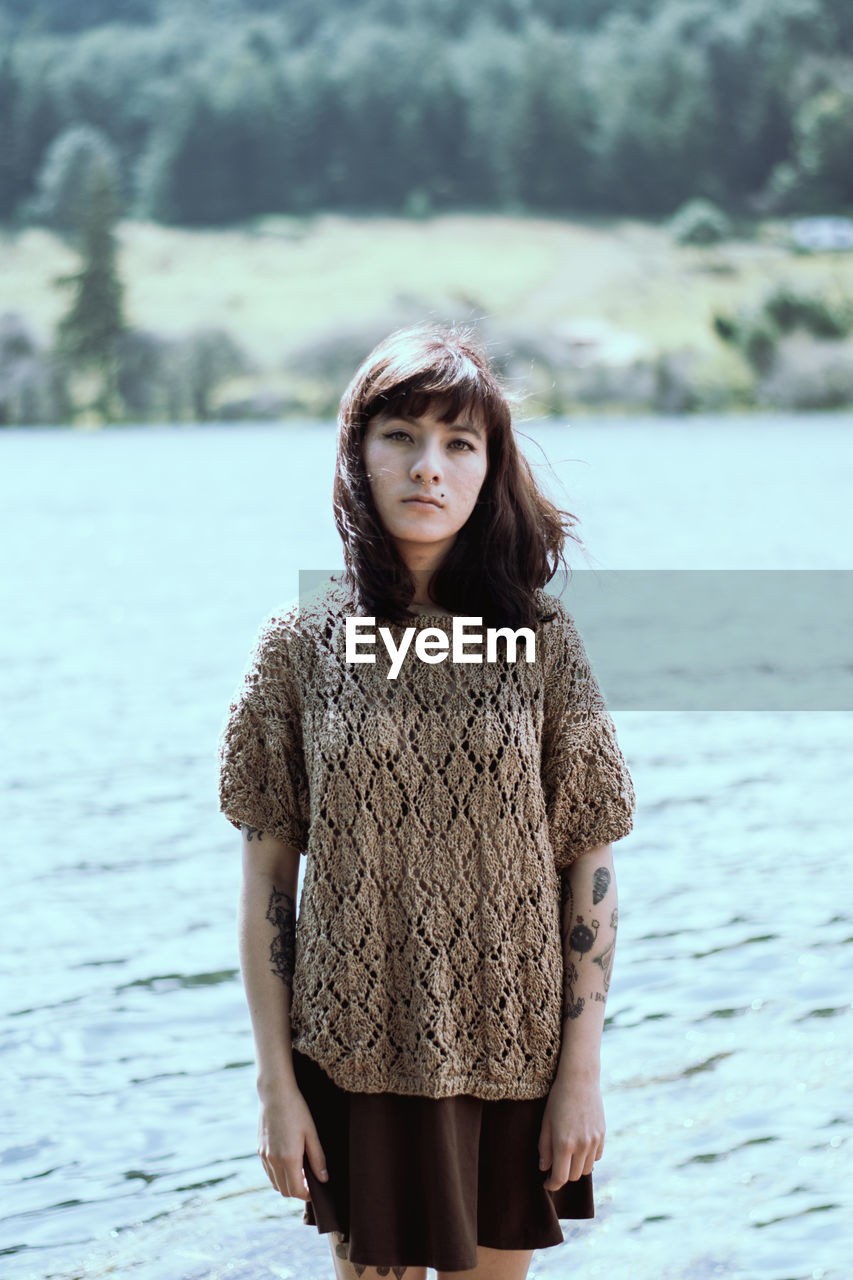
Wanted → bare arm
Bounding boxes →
[539,842,618,1189]
[555,841,618,1085]
[238,824,328,1199]
[238,823,301,1094]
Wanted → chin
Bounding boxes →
[393,516,450,536]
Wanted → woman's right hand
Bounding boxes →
[257,1084,329,1200]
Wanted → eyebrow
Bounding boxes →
[393,412,485,439]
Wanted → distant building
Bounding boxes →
[791,217,853,252]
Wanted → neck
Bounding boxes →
[407,567,440,608]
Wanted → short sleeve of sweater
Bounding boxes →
[217,607,311,852]
[540,601,636,871]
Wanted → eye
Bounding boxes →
[383,431,475,451]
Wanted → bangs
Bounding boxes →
[364,363,504,434]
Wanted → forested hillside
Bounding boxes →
[1,0,852,226]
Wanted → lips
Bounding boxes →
[403,495,442,508]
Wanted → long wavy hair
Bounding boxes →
[332,322,584,631]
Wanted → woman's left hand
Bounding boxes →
[538,1075,605,1190]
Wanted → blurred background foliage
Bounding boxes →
[4,0,853,221]
[1,0,853,422]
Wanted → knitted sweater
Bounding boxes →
[217,577,636,1101]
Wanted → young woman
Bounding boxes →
[218,324,636,1280]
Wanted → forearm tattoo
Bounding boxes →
[593,907,619,992]
[559,865,618,1025]
[560,872,585,1021]
[562,956,586,1022]
[265,884,296,987]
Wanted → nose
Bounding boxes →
[411,444,443,486]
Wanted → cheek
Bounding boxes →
[461,460,488,504]
[363,440,397,483]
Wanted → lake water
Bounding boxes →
[1,414,851,1280]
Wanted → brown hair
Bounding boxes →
[332,322,583,630]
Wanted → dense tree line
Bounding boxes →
[1,0,852,226]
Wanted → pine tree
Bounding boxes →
[0,49,20,220]
[54,158,126,423]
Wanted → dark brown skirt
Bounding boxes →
[293,1048,594,1274]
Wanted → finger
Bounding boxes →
[579,1140,598,1178]
[283,1158,310,1200]
[545,1147,571,1190]
[264,1153,296,1199]
[538,1130,553,1175]
[568,1146,588,1182]
[260,1154,281,1194]
[305,1138,330,1183]
[274,1162,295,1198]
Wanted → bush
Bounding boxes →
[761,283,853,339]
[0,311,38,363]
[758,333,853,410]
[712,313,738,344]
[712,307,778,374]
[669,198,731,246]
[173,328,252,420]
[114,326,252,422]
[652,348,700,414]
[0,312,72,426]
[712,283,853,379]
[741,315,779,375]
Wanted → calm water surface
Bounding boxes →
[1,415,851,1280]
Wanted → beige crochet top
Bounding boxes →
[217,577,636,1100]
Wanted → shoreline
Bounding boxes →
[3,213,853,425]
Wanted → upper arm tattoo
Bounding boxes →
[592,866,611,903]
[241,824,264,841]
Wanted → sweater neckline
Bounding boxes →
[376,609,460,626]
[338,590,458,625]
[327,581,477,625]
[403,607,457,618]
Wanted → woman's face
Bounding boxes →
[362,402,489,573]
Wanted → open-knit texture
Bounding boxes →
[217,577,636,1101]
